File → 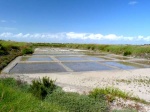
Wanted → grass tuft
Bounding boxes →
[89,87,148,104]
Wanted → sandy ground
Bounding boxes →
[1,68,150,111]
[3,68,150,101]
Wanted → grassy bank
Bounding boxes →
[0,77,140,112]
[0,78,67,112]
[0,77,109,112]
[0,40,33,71]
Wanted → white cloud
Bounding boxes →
[143,36,150,41]
[0,32,13,37]
[66,32,122,40]
[66,32,87,39]
[14,33,24,38]
[128,1,138,5]
[86,34,103,40]
[0,32,149,44]
[104,34,121,40]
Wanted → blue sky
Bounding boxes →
[0,0,150,44]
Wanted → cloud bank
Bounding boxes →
[0,32,149,44]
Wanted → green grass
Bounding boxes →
[0,78,147,112]
[33,43,150,58]
[0,40,33,71]
[0,78,110,112]
[0,78,67,112]
[0,40,27,47]
[46,89,109,112]
[89,87,148,104]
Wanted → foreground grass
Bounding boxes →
[0,78,66,112]
[0,77,139,112]
[0,78,109,112]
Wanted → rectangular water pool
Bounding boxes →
[9,63,67,73]
[63,62,114,72]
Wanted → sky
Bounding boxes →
[0,0,150,44]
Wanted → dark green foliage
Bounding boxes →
[46,90,109,112]
[0,78,66,112]
[0,44,8,55]
[0,54,21,70]
[30,77,56,99]
[22,47,33,54]
[123,51,132,56]
[0,40,34,71]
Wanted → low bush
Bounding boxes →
[0,44,8,55]
[0,78,66,112]
[89,87,147,104]
[89,87,133,102]
[46,90,109,112]
[30,77,56,99]
[123,51,132,56]
[22,47,33,54]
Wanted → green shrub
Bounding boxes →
[11,45,20,50]
[30,77,56,99]
[89,87,147,104]
[0,44,8,55]
[123,51,132,56]
[22,47,33,54]
[0,78,66,112]
[0,50,8,55]
[89,88,115,103]
[46,90,109,112]
[89,87,133,103]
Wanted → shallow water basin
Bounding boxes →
[86,57,106,61]
[103,61,145,70]
[56,56,88,61]
[9,63,67,73]
[63,62,114,72]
